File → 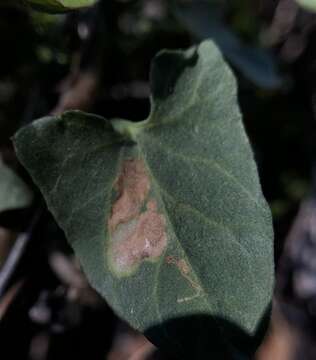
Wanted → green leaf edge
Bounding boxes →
[0,159,33,213]
[22,0,97,13]
[296,0,316,11]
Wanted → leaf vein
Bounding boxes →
[146,135,265,212]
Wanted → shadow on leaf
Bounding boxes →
[145,308,271,360]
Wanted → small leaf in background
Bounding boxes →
[14,41,274,358]
[0,159,32,213]
[22,0,98,13]
[296,0,316,12]
[174,1,282,90]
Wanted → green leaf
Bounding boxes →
[22,0,97,13]
[13,41,274,358]
[296,0,316,12]
[0,159,32,213]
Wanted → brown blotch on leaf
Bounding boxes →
[108,159,167,276]
[109,159,150,232]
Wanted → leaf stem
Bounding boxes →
[111,119,149,142]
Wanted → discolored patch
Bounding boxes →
[108,159,150,232]
[107,159,167,277]
[166,256,203,303]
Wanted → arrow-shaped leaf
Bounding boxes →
[13,41,274,358]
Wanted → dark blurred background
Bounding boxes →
[1,0,316,359]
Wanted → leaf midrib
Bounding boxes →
[135,126,260,324]
[135,138,219,310]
